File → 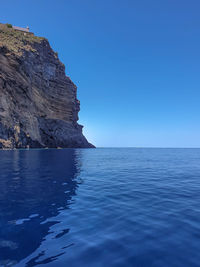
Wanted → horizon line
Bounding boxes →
[95,147,200,149]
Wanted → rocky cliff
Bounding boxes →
[0,23,94,149]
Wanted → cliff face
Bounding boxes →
[0,23,94,149]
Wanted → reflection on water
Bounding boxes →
[0,149,81,266]
[1,148,200,267]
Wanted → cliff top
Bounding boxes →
[0,23,45,55]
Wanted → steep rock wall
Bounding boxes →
[0,23,94,148]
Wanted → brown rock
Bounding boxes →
[0,23,94,149]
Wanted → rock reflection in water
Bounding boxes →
[0,149,81,266]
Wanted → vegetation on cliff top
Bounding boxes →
[0,23,45,55]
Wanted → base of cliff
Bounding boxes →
[0,120,95,150]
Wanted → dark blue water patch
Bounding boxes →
[0,148,200,266]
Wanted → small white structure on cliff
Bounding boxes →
[13,26,30,33]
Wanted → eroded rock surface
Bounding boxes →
[0,23,94,149]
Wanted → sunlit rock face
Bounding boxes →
[0,23,94,149]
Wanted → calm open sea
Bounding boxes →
[0,148,200,267]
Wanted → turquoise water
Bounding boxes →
[0,148,200,266]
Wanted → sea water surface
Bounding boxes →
[0,148,200,267]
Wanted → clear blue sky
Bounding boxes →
[1,0,200,147]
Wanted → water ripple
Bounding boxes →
[0,148,200,266]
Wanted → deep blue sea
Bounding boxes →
[0,148,200,267]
